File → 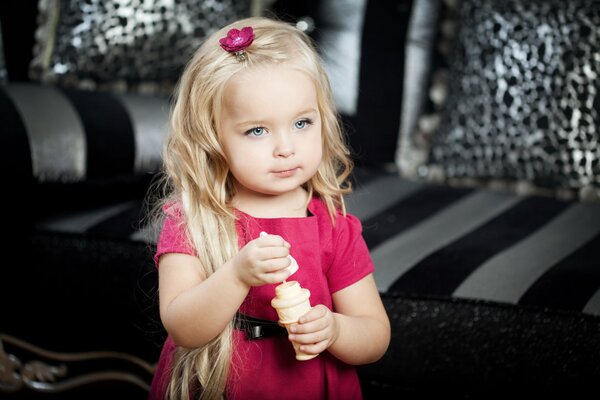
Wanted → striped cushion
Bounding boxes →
[347,169,600,317]
[1,83,169,182]
[34,167,600,318]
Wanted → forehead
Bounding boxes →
[222,64,318,117]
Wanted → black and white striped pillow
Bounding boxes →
[2,83,168,183]
[1,83,168,221]
[347,170,600,317]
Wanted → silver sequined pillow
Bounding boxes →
[410,0,600,202]
[30,0,252,93]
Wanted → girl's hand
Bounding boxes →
[232,233,292,287]
[287,305,339,357]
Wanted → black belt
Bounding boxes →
[234,313,287,340]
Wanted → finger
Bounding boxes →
[290,329,328,345]
[257,233,290,248]
[258,257,292,274]
[256,246,290,261]
[298,305,327,324]
[298,341,328,356]
[260,269,293,284]
[290,317,327,335]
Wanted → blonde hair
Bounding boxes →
[156,16,353,399]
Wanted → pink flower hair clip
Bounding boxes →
[219,26,255,62]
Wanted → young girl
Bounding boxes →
[149,16,390,400]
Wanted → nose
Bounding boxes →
[273,132,295,158]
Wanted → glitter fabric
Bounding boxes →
[30,0,251,93]
[359,293,600,397]
[400,0,600,202]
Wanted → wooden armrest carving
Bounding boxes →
[0,333,156,394]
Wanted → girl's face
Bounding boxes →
[219,64,323,201]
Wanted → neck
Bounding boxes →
[233,187,309,218]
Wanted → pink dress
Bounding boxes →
[149,197,374,400]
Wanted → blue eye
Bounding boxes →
[245,127,266,137]
[295,118,313,130]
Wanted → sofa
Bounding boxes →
[1,0,600,399]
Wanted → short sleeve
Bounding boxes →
[154,209,196,267]
[326,213,375,293]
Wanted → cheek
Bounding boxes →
[223,138,251,165]
[304,138,324,171]
[313,145,323,163]
[311,133,324,162]
[227,154,252,175]
[226,145,263,175]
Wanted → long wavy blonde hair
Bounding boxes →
[155,16,353,399]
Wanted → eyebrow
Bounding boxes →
[294,108,319,117]
[234,108,319,129]
[234,120,266,129]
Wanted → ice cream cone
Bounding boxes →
[271,280,317,361]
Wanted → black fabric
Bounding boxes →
[362,184,473,249]
[61,89,135,179]
[348,0,412,165]
[0,86,32,182]
[0,1,38,82]
[350,164,394,188]
[0,86,34,236]
[358,293,600,398]
[85,199,146,238]
[389,196,571,296]
[266,0,320,26]
[32,173,156,221]
[520,233,600,311]
[1,232,163,354]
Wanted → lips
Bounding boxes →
[273,167,298,177]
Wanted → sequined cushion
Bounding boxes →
[29,0,252,93]
[403,0,600,202]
